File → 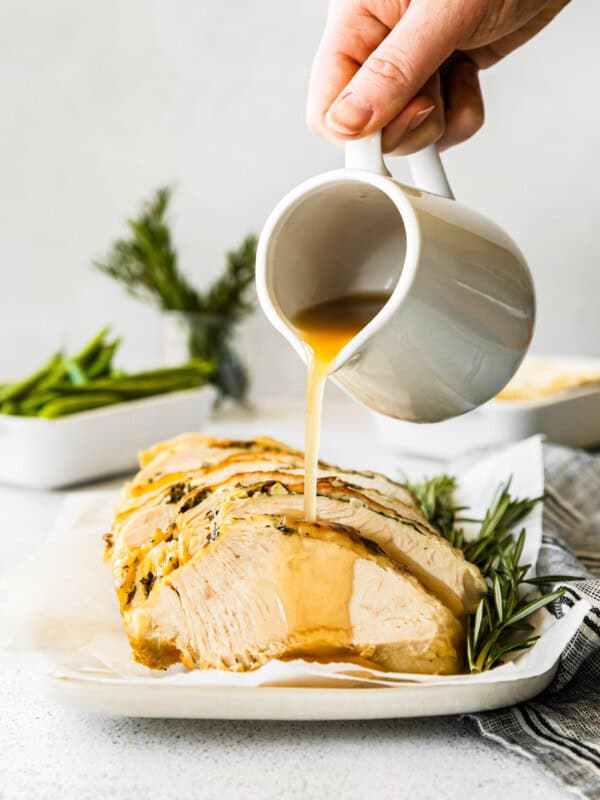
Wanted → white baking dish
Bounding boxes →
[0,385,216,489]
[372,383,600,459]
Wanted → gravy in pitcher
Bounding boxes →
[292,292,390,521]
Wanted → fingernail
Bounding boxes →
[326,92,374,134]
[407,104,435,132]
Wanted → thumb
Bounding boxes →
[325,1,468,137]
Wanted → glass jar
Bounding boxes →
[163,311,248,401]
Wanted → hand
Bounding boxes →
[307,0,570,153]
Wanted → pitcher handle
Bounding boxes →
[408,145,454,199]
[345,133,454,200]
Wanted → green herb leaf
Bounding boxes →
[94,187,257,399]
[523,575,586,585]
[501,590,565,628]
[408,474,459,539]
[410,472,573,673]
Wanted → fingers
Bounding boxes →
[382,72,445,155]
[466,0,572,68]
[306,0,486,153]
[306,48,361,146]
[381,58,484,155]
[306,3,390,142]
[307,0,565,149]
[438,58,484,150]
[322,0,470,138]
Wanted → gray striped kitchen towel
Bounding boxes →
[467,443,600,799]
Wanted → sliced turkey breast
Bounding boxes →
[115,448,306,519]
[137,433,300,469]
[112,455,305,547]
[127,514,464,674]
[108,468,424,614]
[113,451,414,550]
[112,475,483,618]
[106,433,486,674]
[131,435,301,491]
[212,479,485,616]
[122,435,415,515]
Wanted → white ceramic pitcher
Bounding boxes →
[256,138,535,422]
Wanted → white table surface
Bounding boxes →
[0,399,569,800]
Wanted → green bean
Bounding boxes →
[0,401,20,415]
[47,376,206,399]
[80,362,214,394]
[96,376,210,396]
[19,392,62,414]
[39,392,123,419]
[104,361,215,383]
[86,339,120,378]
[0,353,62,403]
[73,326,111,369]
[1,327,214,418]
[63,358,88,386]
[36,331,117,393]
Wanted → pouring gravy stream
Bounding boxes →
[292,292,390,521]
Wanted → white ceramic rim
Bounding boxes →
[256,167,422,373]
[42,663,558,719]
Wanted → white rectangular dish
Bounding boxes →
[373,384,600,460]
[0,385,216,489]
[42,666,560,720]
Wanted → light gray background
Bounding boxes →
[0,0,597,398]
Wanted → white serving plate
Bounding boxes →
[43,666,558,720]
[1,439,587,721]
[0,386,216,489]
[373,384,600,460]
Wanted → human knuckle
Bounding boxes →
[363,51,413,92]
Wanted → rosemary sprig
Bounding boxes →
[95,187,257,400]
[95,188,200,311]
[411,475,577,673]
[204,235,257,321]
[409,474,462,541]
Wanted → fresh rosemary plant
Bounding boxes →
[411,475,576,673]
[95,187,257,400]
[409,474,462,543]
